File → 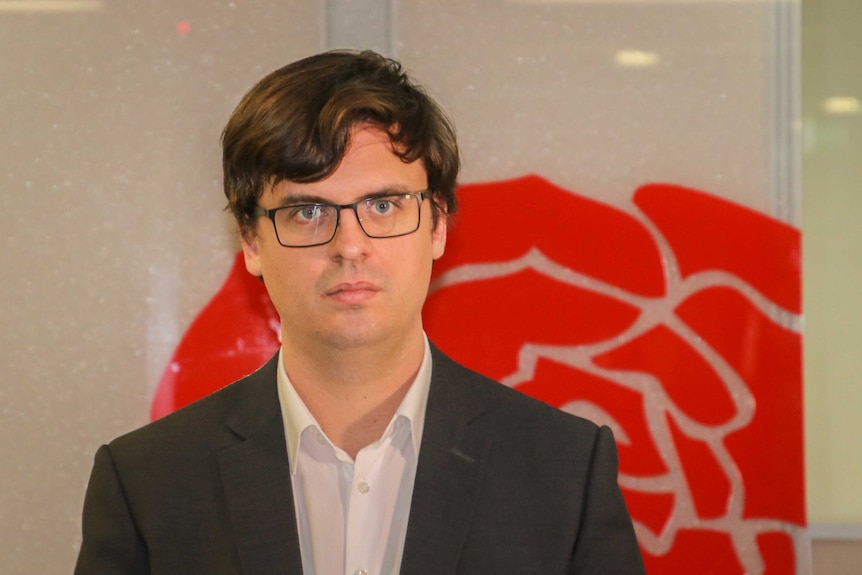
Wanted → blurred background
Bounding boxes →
[0,0,858,573]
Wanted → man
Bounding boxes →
[75,50,645,574]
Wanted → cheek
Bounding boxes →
[401,246,436,294]
[259,254,307,305]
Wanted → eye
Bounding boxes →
[298,206,320,220]
[367,195,408,217]
[283,204,326,224]
[371,199,394,215]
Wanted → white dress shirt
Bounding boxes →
[276,337,432,575]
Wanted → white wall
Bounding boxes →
[0,3,320,573]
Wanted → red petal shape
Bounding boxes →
[666,415,732,519]
[676,287,804,525]
[593,325,738,426]
[758,531,796,574]
[423,268,640,380]
[634,183,801,313]
[516,358,666,476]
[621,488,675,538]
[435,175,665,297]
[150,253,280,420]
[642,529,745,574]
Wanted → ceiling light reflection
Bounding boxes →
[0,0,103,12]
[615,50,660,68]
[822,97,860,115]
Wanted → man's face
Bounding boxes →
[240,125,447,354]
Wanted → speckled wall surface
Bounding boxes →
[0,2,320,572]
[398,0,795,222]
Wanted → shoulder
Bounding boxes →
[429,344,601,443]
[106,354,280,461]
[426,345,624,516]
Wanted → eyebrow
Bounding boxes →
[275,187,423,207]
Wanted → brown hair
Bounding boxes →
[222,50,460,238]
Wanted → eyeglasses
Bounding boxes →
[253,190,433,248]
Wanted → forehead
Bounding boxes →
[267,125,428,203]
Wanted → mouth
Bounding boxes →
[325,281,381,305]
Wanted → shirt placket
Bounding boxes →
[342,427,397,575]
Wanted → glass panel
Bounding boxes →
[0,2,320,572]
[3,1,826,573]
[400,1,805,572]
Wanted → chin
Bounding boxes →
[318,323,385,350]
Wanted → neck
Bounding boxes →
[281,330,426,458]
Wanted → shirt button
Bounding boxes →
[355,570,368,575]
[357,481,370,494]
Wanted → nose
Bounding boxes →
[328,205,371,260]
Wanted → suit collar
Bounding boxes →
[400,345,491,574]
[223,353,282,440]
[276,336,435,475]
[218,354,304,575]
[216,347,493,575]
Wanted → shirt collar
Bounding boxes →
[276,334,433,475]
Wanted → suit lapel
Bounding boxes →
[214,348,490,575]
[400,347,491,575]
[217,356,304,575]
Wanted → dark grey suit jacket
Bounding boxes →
[75,346,645,574]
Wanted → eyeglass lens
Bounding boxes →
[273,193,423,247]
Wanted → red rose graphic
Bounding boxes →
[154,174,805,575]
[422,175,804,574]
[150,254,280,418]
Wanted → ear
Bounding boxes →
[239,229,264,278]
[431,212,447,261]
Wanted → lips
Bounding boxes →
[324,281,381,304]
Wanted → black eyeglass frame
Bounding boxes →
[252,190,433,248]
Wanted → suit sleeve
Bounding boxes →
[74,444,150,575]
[570,425,646,574]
